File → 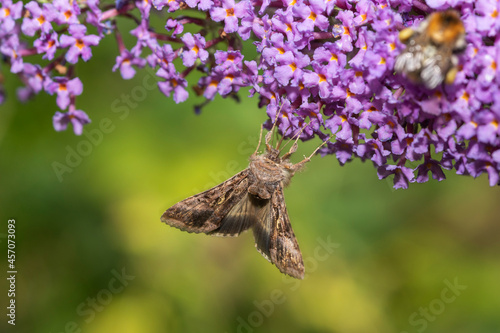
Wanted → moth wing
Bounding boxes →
[208,193,263,237]
[253,184,305,279]
[161,169,251,234]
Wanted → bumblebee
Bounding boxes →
[394,10,466,89]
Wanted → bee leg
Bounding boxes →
[445,67,459,85]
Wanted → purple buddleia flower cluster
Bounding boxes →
[1,0,499,188]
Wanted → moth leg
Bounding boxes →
[265,103,286,151]
[280,124,306,160]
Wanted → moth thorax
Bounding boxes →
[250,155,286,184]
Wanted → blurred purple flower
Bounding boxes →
[45,77,83,110]
[21,1,56,36]
[53,109,91,135]
[181,33,209,67]
[113,48,147,80]
[0,0,23,35]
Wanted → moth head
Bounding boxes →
[265,145,282,162]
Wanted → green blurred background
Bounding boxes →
[2,26,500,333]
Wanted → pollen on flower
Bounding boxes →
[340,115,347,122]
[492,120,499,129]
[192,45,199,54]
[2,8,10,17]
[308,12,317,21]
[346,88,354,98]
[355,71,363,77]
[361,14,367,22]
[225,74,234,81]
[59,83,67,91]
[227,54,235,62]
[170,78,178,87]
[461,91,470,101]
[492,9,498,18]
[48,40,55,48]
[76,39,85,50]
[389,42,396,51]
[37,15,46,25]
[209,80,218,87]
[406,137,414,145]
[286,23,292,32]
[379,57,386,65]
[471,121,478,128]
[64,10,72,20]
[289,63,297,71]
[318,74,326,82]
[226,8,234,17]
[331,53,338,62]
[343,26,350,35]
[491,61,497,70]
[434,91,442,99]
[278,47,285,54]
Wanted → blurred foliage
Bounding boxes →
[1,25,500,333]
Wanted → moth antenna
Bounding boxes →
[253,124,265,156]
[292,135,332,171]
[306,134,332,159]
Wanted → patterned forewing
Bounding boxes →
[269,185,305,279]
[161,169,250,233]
[209,193,265,237]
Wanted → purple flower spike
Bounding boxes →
[53,109,91,135]
[2,0,500,187]
[59,24,100,64]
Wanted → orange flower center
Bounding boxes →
[76,39,84,50]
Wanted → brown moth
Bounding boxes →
[161,125,328,279]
